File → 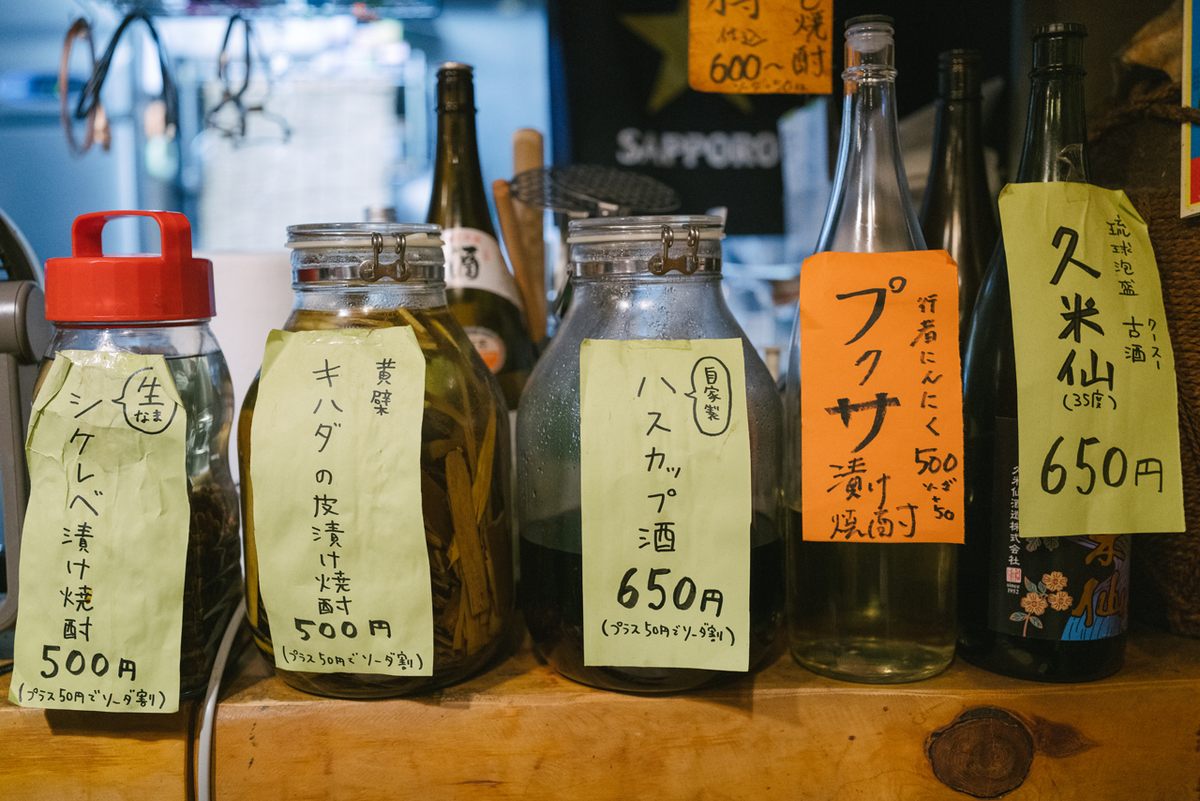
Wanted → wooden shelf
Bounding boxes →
[0,668,195,800]
[4,629,1199,800]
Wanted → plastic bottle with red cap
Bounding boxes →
[39,210,241,698]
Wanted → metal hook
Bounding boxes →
[649,224,701,275]
[359,232,410,282]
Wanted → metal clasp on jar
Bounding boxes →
[648,224,701,276]
[359,232,411,282]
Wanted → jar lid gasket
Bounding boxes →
[567,214,724,245]
[287,223,446,284]
[568,215,724,276]
[287,222,443,250]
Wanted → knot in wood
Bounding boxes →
[926,706,1034,798]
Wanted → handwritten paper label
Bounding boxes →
[688,0,833,95]
[12,351,189,712]
[580,339,751,671]
[1001,182,1185,537]
[800,251,965,543]
[250,328,433,676]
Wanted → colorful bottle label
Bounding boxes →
[579,338,752,671]
[987,417,1129,640]
[12,351,190,712]
[464,325,507,374]
[442,227,525,312]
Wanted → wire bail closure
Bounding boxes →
[648,224,701,276]
[359,232,410,282]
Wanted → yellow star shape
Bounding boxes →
[620,1,751,115]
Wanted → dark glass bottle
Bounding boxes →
[959,23,1128,682]
[920,49,998,337]
[426,62,536,410]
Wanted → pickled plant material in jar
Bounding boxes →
[240,224,513,698]
[10,211,240,711]
[519,216,783,693]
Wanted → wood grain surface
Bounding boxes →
[3,630,1198,800]
[210,630,1200,801]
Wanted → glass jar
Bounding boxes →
[39,210,241,699]
[239,222,513,697]
[518,215,783,693]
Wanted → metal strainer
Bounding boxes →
[510,164,680,217]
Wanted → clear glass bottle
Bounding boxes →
[784,16,956,683]
[519,215,784,693]
[239,223,514,697]
[427,63,536,409]
[920,49,998,338]
[40,210,241,698]
[959,23,1127,682]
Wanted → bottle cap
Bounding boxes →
[844,14,894,30]
[44,210,215,323]
[1032,22,1086,73]
[436,62,476,113]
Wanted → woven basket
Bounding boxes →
[1092,85,1200,637]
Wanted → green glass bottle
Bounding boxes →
[959,23,1128,682]
[426,62,536,409]
[920,49,998,339]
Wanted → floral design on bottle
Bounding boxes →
[1010,570,1074,636]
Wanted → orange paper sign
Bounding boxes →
[800,251,964,543]
[688,0,833,95]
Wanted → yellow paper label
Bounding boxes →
[800,251,965,543]
[580,339,751,671]
[1001,182,1185,537]
[250,328,433,676]
[688,0,833,95]
[11,351,189,713]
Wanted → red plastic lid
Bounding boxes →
[44,210,215,323]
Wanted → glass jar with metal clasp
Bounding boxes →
[239,222,513,698]
[517,215,784,692]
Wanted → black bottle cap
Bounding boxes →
[844,14,894,30]
[1034,22,1087,38]
[436,61,476,113]
[938,49,981,101]
[1032,22,1086,73]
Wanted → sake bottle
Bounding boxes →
[427,62,536,409]
[959,23,1127,682]
[784,15,956,683]
[920,49,998,336]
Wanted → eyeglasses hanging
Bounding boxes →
[203,13,292,145]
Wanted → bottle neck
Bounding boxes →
[817,67,924,253]
[924,93,989,210]
[1016,68,1089,182]
[427,106,495,235]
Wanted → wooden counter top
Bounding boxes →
[4,629,1199,800]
